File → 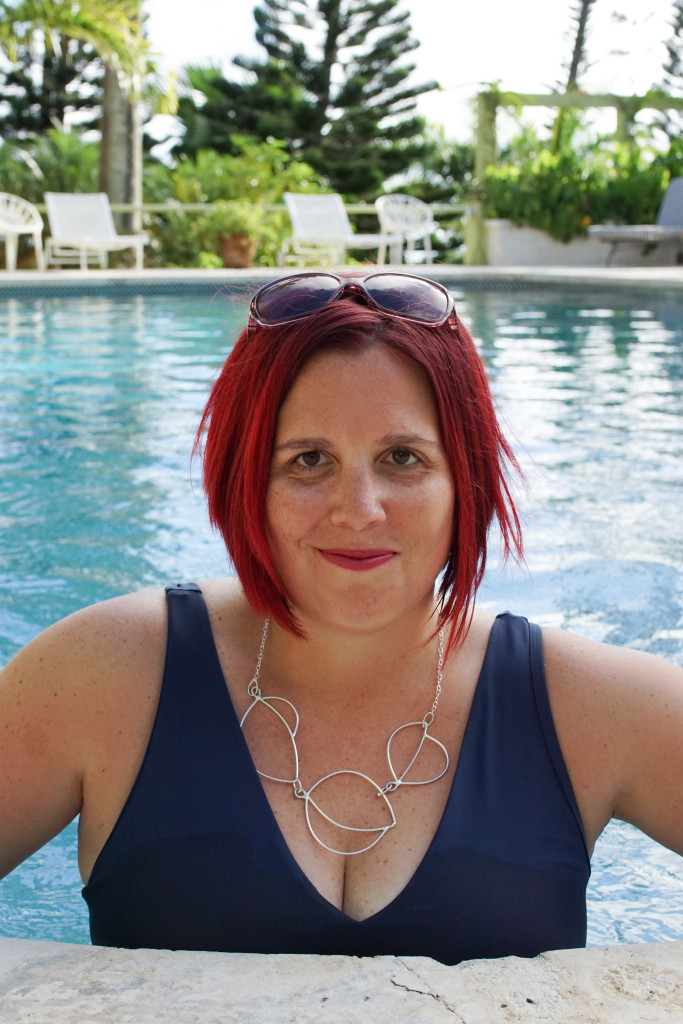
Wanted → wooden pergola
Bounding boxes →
[465,88,683,264]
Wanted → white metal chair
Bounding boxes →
[588,178,683,265]
[375,194,435,264]
[279,192,402,266]
[0,193,45,271]
[44,192,149,270]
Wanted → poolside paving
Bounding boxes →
[0,937,681,1022]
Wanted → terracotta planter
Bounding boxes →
[219,234,257,268]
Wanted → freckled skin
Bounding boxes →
[266,346,455,637]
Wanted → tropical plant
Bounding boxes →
[0,125,100,200]
[0,1,173,232]
[0,0,149,81]
[143,137,322,267]
[484,141,668,243]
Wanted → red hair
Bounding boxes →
[197,299,523,653]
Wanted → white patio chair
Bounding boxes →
[375,194,435,265]
[588,178,683,265]
[44,192,149,270]
[279,192,402,266]
[0,192,45,271]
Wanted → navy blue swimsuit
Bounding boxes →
[83,583,590,963]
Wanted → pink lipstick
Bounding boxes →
[320,549,396,571]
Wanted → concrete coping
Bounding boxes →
[1,937,682,1023]
[2,266,683,293]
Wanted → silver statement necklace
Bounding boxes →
[239,618,450,855]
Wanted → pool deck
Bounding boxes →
[1,264,683,293]
[1,936,682,1022]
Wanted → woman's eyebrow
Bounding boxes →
[273,437,332,453]
[380,433,441,449]
[274,433,442,452]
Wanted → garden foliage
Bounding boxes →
[484,132,675,243]
[143,137,323,267]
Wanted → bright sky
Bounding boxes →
[145,0,678,143]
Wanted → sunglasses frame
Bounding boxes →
[249,272,456,327]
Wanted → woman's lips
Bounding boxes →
[320,549,397,571]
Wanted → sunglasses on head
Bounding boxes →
[249,272,456,327]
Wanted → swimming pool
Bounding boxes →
[1,280,682,947]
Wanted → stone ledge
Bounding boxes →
[0,937,681,1023]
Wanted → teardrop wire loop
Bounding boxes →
[240,694,300,784]
[383,720,450,793]
[240,617,449,854]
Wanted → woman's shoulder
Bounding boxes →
[539,623,683,758]
[0,579,250,702]
[540,623,683,698]
[538,624,683,852]
[0,589,174,751]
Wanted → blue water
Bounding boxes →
[0,283,682,948]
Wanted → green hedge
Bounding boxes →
[484,145,670,243]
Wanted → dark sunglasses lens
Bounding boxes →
[253,275,340,323]
[365,275,451,322]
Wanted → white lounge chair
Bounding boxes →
[588,178,683,265]
[279,192,402,266]
[375,194,435,264]
[0,193,45,271]
[44,192,149,270]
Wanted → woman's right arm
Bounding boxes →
[0,613,91,878]
[0,591,167,880]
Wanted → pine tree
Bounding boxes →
[550,0,597,154]
[657,1,683,139]
[0,34,103,139]
[175,0,438,199]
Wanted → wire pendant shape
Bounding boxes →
[240,618,449,855]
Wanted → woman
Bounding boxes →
[0,272,681,964]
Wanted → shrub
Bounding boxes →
[143,137,323,267]
[0,127,100,201]
[484,142,668,243]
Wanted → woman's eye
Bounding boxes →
[296,450,326,468]
[388,448,418,466]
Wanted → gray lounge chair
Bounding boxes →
[588,178,683,265]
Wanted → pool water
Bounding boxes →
[0,283,682,947]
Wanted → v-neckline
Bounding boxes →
[210,613,504,924]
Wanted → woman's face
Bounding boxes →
[266,344,455,636]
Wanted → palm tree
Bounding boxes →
[0,0,148,79]
[0,1,171,231]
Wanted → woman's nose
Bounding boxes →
[329,467,386,530]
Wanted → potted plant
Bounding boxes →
[203,199,267,268]
[157,139,322,268]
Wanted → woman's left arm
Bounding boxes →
[542,628,683,856]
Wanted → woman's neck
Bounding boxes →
[258,608,444,708]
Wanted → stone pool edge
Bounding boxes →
[1,936,681,1022]
[2,265,683,296]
